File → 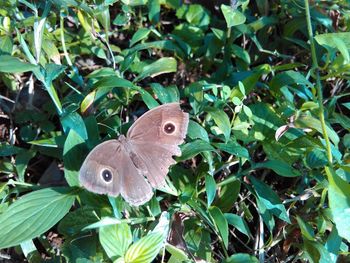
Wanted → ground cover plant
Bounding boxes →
[0,0,350,262]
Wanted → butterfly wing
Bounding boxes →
[79,140,153,205]
[79,140,122,196]
[127,103,189,188]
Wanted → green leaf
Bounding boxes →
[221,5,246,28]
[0,55,38,73]
[306,149,328,168]
[81,90,96,114]
[124,212,169,263]
[130,28,151,47]
[187,120,209,142]
[148,0,160,23]
[224,253,259,263]
[315,32,350,62]
[209,206,228,249]
[58,207,98,236]
[121,0,147,6]
[0,143,22,156]
[215,180,240,213]
[178,140,215,161]
[150,83,179,103]
[15,150,36,182]
[124,232,163,263]
[225,213,251,238]
[166,244,188,262]
[255,160,300,177]
[326,167,350,242]
[61,112,88,140]
[296,216,315,241]
[214,140,250,159]
[183,4,210,27]
[250,176,291,223]
[63,130,86,186]
[0,187,76,249]
[206,107,231,142]
[205,174,216,207]
[294,113,339,146]
[134,57,177,82]
[99,223,132,259]
[269,70,313,93]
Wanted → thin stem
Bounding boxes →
[304,0,333,164]
[60,10,73,67]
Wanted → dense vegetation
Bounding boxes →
[1,0,350,262]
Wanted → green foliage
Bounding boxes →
[1,0,350,262]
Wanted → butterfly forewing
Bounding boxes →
[79,140,122,196]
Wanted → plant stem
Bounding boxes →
[304,0,333,164]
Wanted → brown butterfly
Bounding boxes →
[79,103,189,206]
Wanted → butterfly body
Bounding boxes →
[79,103,189,206]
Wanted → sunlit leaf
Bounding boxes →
[0,187,77,249]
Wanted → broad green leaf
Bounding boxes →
[166,244,188,262]
[28,135,65,148]
[0,143,21,156]
[214,141,250,159]
[134,57,177,82]
[187,120,209,142]
[124,232,163,263]
[184,4,210,26]
[205,174,216,207]
[130,28,151,47]
[124,212,169,263]
[61,112,88,141]
[0,55,38,73]
[148,0,160,23]
[0,187,77,249]
[150,83,179,103]
[296,216,315,241]
[325,226,341,259]
[63,130,86,186]
[215,180,240,213]
[221,5,246,28]
[250,176,291,223]
[209,206,228,249]
[306,149,328,168]
[121,0,147,6]
[0,35,13,54]
[326,167,350,242]
[179,140,215,161]
[81,90,96,114]
[99,223,132,259]
[44,63,66,86]
[303,240,334,263]
[315,32,350,62]
[294,112,339,146]
[15,150,36,182]
[224,253,259,263]
[206,107,231,142]
[94,76,136,90]
[254,160,300,177]
[225,213,251,238]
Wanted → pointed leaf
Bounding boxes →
[100,223,132,259]
[0,187,77,249]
